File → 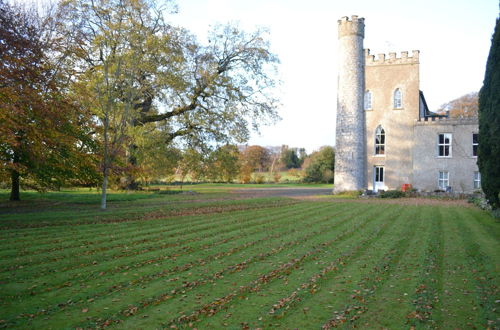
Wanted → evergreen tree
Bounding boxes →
[478,17,500,209]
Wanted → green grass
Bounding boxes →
[0,189,498,329]
[152,182,332,191]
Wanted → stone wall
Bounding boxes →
[413,118,479,193]
[364,50,420,190]
[334,15,366,192]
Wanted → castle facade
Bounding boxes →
[334,16,480,193]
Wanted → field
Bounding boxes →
[0,187,499,329]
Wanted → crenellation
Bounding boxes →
[338,15,365,38]
[415,116,478,125]
[364,48,419,65]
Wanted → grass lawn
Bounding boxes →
[0,188,498,329]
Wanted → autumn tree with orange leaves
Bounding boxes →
[0,1,99,201]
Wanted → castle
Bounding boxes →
[334,16,480,193]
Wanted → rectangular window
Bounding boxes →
[473,133,478,157]
[474,171,481,189]
[364,91,372,110]
[438,171,449,190]
[438,133,452,157]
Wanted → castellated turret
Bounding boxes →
[334,15,366,192]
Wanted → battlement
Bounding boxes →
[414,116,478,125]
[365,49,419,65]
[338,15,365,38]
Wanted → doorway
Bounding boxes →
[374,166,384,192]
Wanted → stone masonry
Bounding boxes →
[334,15,480,193]
[333,16,366,192]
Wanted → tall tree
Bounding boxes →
[60,0,280,204]
[280,146,300,169]
[0,0,98,201]
[240,145,270,172]
[303,146,335,183]
[478,17,500,209]
[60,0,184,208]
[206,144,241,183]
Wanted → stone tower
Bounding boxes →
[334,15,366,193]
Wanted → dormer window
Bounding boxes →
[364,90,372,110]
[394,88,402,109]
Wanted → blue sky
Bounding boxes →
[170,0,498,152]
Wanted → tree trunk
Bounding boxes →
[9,150,20,201]
[10,169,20,201]
[101,170,108,210]
[101,112,109,210]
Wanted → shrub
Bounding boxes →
[468,195,492,211]
[157,190,183,195]
[379,190,405,198]
[254,174,265,184]
[273,172,281,183]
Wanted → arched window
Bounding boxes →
[375,125,385,155]
[364,90,372,110]
[393,88,402,109]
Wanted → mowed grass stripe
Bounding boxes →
[404,207,445,328]
[344,206,443,329]
[27,203,383,329]
[1,203,339,296]
[451,208,499,328]
[0,197,294,230]
[1,202,301,256]
[0,201,315,269]
[251,204,421,329]
[319,207,425,329]
[0,202,368,326]
[0,198,294,246]
[439,206,495,329]
[0,201,299,259]
[191,205,408,329]
[0,203,335,285]
[135,205,398,329]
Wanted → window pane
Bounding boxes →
[473,134,478,144]
[439,134,444,144]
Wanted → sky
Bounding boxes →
[169,0,498,153]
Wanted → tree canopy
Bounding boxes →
[303,146,335,183]
[62,0,279,205]
[478,17,500,209]
[438,92,479,118]
[0,0,98,201]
